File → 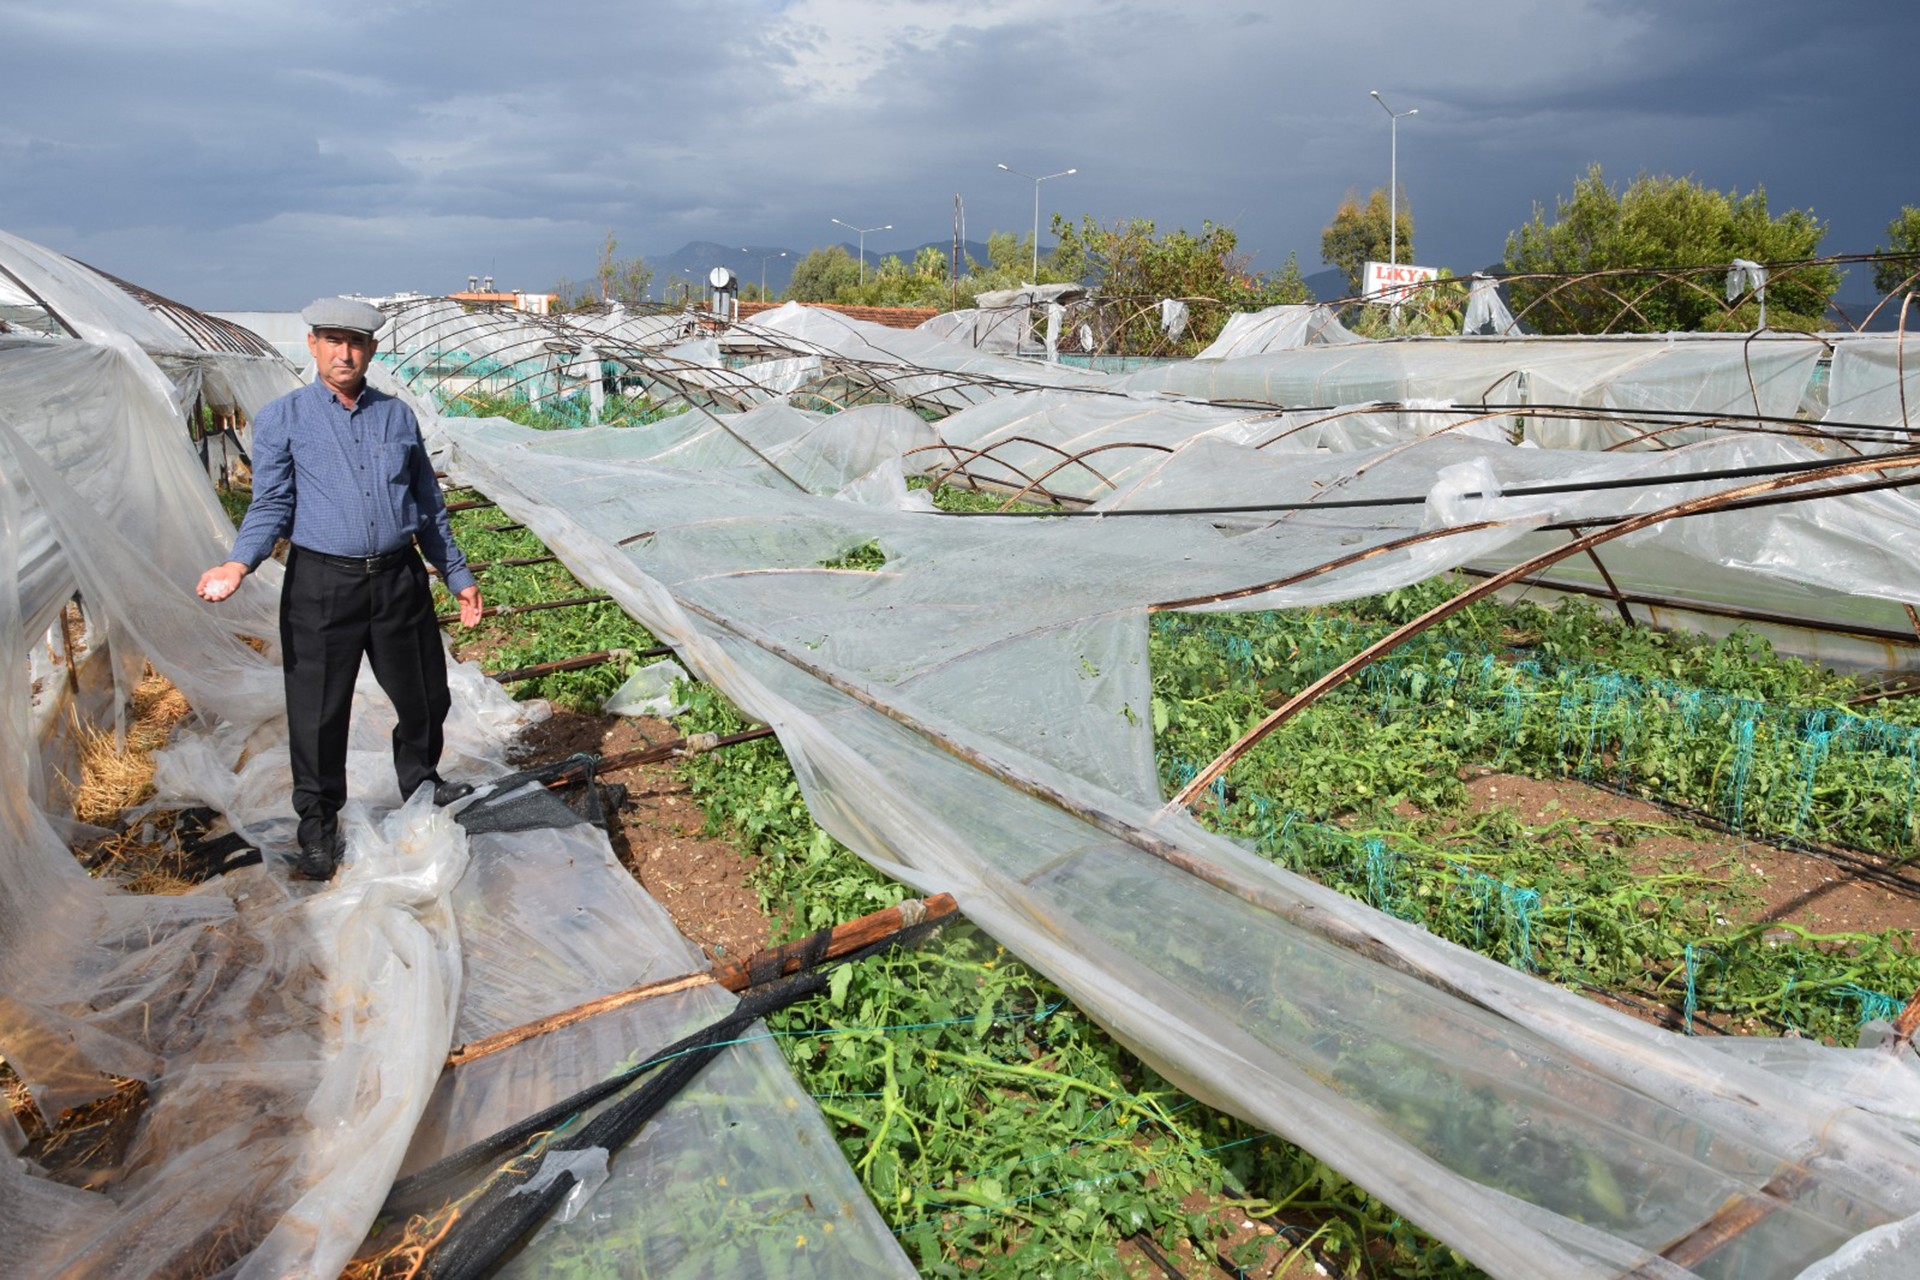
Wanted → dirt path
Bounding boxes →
[508,707,773,964]
[1459,771,1920,938]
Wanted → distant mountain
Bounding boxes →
[639,241,786,300]
[1302,267,1347,303]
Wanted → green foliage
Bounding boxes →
[912,480,1059,514]
[787,246,865,303]
[1339,269,1472,338]
[1320,187,1414,297]
[786,235,1037,311]
[443,494,661,711]
[673,680,1485,1278]
[440,388,685,432]
[596,229,653,306]
[911,245,949,280]
[1873,205,1920,296]
[780,219,1311,349]
[817,539,888,571]
[1150,591,1920,1043]
[216,481,251,525]
[1502,164,1837,333]
[553,230,654,310]
[985,230,1031,277]
[1048,216,1312,354]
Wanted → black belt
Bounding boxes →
[294,544,415,575]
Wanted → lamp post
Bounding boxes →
[830,219,891,285]
[997,162,1077,281]
[1369,91,1417,268]
[742,248,787,299]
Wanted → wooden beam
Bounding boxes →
[443,894,957,1069]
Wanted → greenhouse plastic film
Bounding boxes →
[0,232,298,417]
[399,809,918,1278]
[440,404,1920,1279]
[2,342,910,1276]
[0,346,493,1275]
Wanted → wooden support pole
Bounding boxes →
[1886,984,1920,1056]
[1626,1164,1811,1277]
[443,893,957,1068]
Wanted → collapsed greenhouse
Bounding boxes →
[4,224,1920,1278]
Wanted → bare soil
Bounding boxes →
[508,707,773,964]
[1458,770,1920,938]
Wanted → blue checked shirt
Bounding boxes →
[230,379,476,594]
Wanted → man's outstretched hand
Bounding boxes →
[457,585,484,627]
[197,561,247,602]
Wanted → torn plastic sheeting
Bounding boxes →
[1825,335,1920,433]
[0,232,299,418]
[1462,275,1520,337]
[1,346,908,1277]
[1109,332,1827,450]
[1195,303,1362,358]
[439,409,1920,1278]
[514,1146,611,1226]
[736,301,1107,406]
[399,815,919,1278]
[0,340,279,655]
[604,656,690,718]
[0,373,487,1277]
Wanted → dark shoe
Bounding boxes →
[433,780,475,808]
[291,830,342,882]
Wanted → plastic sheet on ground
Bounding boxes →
[1194,302,1362,357]
[403,820,917,1278]
[437,394,1920,1279]
[734,300,1107,407]
[1110,332,1827,449]
[1,339,914,1277]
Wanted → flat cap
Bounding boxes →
[302,296,387,336]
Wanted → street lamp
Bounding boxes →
[1369,91,1417,267]
[997,162,1077,281]
[742,248,787,299]
[830,218,891,285]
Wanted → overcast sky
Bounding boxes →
[3,0,1914,309]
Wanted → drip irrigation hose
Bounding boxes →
[465,554,560,573]
[392,913,950,1277]
[485,644,672,684]
[435,593,612,625]
[512,726,777,789]
[1127,1231,1186,1279]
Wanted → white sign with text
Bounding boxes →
[1363,260,1439,302]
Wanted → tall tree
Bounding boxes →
[594,230,654,305]
[1049,215,1310,354]
[1320,188,1413,297]
[1502,165,1835,333]
[1873,206,1920,296]
[785,246,861,302]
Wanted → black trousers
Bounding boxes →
[281,545,450,847]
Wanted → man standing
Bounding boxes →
[198,297,484,881]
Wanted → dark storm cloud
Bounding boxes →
[1,0,1914,308]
